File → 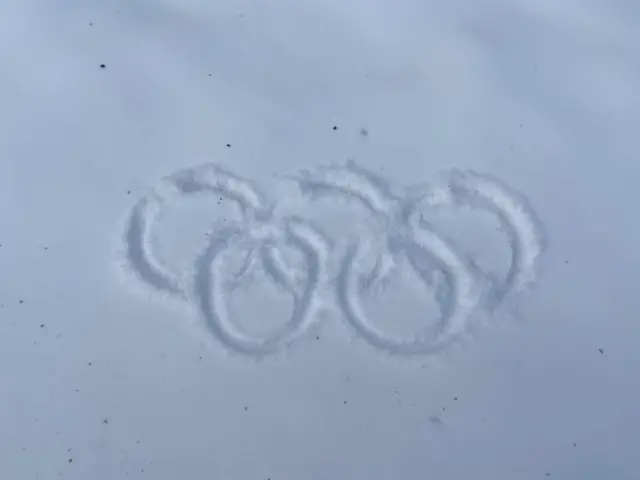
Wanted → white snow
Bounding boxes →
[1,0,639,478]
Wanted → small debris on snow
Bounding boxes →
[429,415,444,425]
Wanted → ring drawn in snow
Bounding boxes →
[122,164,269,300]
[194,218,328,357]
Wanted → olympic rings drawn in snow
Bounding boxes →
[119,161,544,358]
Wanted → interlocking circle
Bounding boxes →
[195,218,328,356]
[120,161,544,357]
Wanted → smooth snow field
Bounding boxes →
[1,0,639,479]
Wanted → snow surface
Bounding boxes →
[1,0,639,478]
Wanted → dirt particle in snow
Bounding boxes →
[453,396,458,401]
[68,458,73,463]
[87,362,92,366]
[103,418,109,425]
[226,143,231,148]
[429,415,444,425]
[244,406,248,411]
[332,125,338,131]
[316,336,320,340]
[100,64,106,69]
[19,300,24,304]
[598,348,604,354]
[40,324,45,328]
[360,128,368,137]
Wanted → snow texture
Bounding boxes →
[1,0,639,479]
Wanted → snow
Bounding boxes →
[1,0,639,478]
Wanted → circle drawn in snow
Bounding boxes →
[193,219,328,357]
